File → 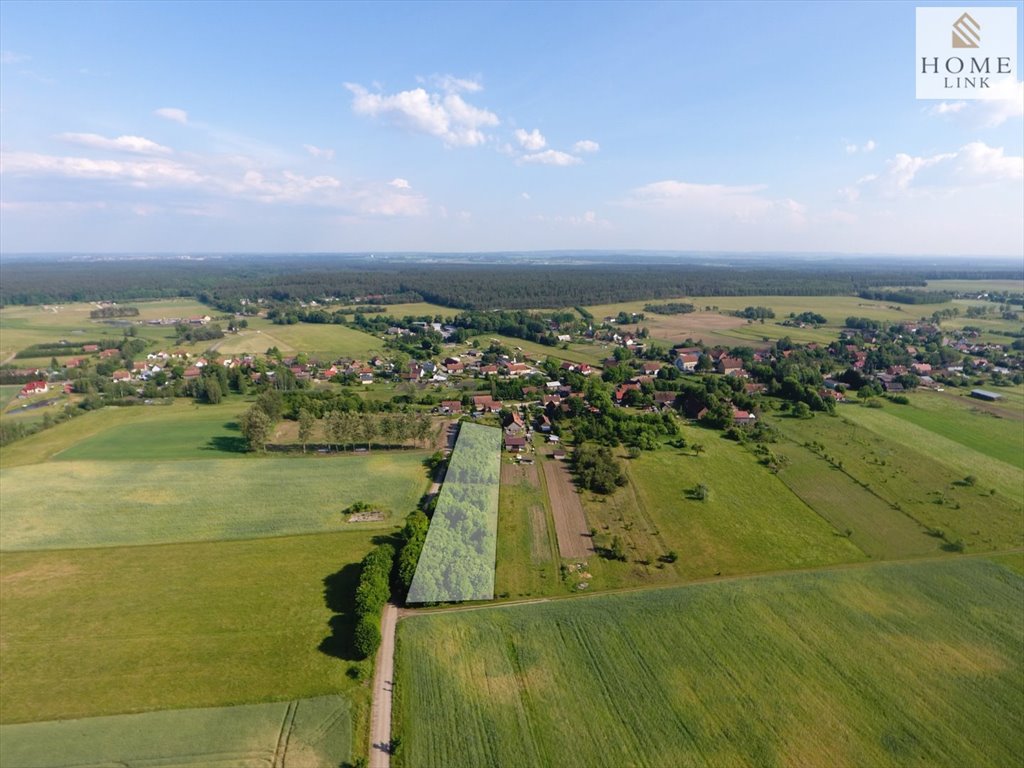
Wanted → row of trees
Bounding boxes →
[353,544,395,659]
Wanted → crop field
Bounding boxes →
[879,390,1024,466]
[393,558,1024,768]
[0,400,248,467]
[212,317,385,361]
[0,531,376,723]
[926,278,1024,293]
[1,450,431,550]
[495,460,560,599]
[0,695,351,768]
[543,458,595,559]
[774,405,1024,552]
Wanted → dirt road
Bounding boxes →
[542,459,595,559]
[368,602,398,768]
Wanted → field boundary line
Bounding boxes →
[397,546,1024,619]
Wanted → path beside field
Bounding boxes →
[542,459,595,559]
[369,602,398,768]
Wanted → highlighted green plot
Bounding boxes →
[408,423,501,603]
[0,695,351,768]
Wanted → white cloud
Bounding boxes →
[514,128,546,151]
[521,192,531,200]
[0,149,428,217]
[1,51,30,64]
[303,144,335,160]
[427,74,483,94]
[841,141,1022,200]
[345,82,499,148]
[929,101,968,116]
[58,132,173,156]
[621,180,805,225]
[520,149,581,166]
[573,139,600,153]
[927,80,1023,127]
[956,141,1023,182]
[0,151,205,187]
[845,139,877,154]
[154,107,189,125]
[534,209,608,228]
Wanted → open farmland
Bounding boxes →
[1,451,430,550]
[495,460,561,599]
[0,695,351,768]
[0,531,375,724]
[394,558,1024,768]
[585,430,865,582]
[0,299,212,363]
[211,317,385,360]
[773,404,1024,552]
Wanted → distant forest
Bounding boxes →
[1,255,1020,310]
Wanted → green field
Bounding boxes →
[773,405,1023,552]
[0,530,376,724]
[213,317,385,361]
[570,429,866,591]
[0,401,248,468]
[394,558,1024,768]
[774,439,942,560]
[626,430,866,576]
[495,460,561,599]
[1,451,430,550]
[0,695,351,768]
[0,299,211,363]
[486,333,609,367]
[0,385,23,409]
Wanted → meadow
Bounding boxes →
[0,299,211,363]
[0,530,376,724]
[1,452,430,550]
[212,316,385,361]
[574,428,865,590]
[773,402,1023,553]
[0,695,351,768]
[495,460,561,599]
[393,558,1024,768]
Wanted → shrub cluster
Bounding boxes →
[353,544,395,659]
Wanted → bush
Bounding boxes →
[353,614,382,659]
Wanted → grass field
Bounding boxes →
[1,451,430,550]
[0,385,24,409]
[773,405,1024,552]
[774,439,942,560]
[0,299,211,362]
[485,333,609,367]
[495,460,561,599]
[0,530,378,724]
[393,558,1024,768]
[569,429,865,591]
[0,400,248,468]
[212,317,386,361]
[0,695,351,768]
[624,430,867,577]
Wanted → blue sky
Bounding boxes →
[1,0,1021,256]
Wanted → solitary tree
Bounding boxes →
[297,408,315,453]
[240,406,272,452]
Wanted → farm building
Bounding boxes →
[504,435,527,453]
[970,389,1003,401]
